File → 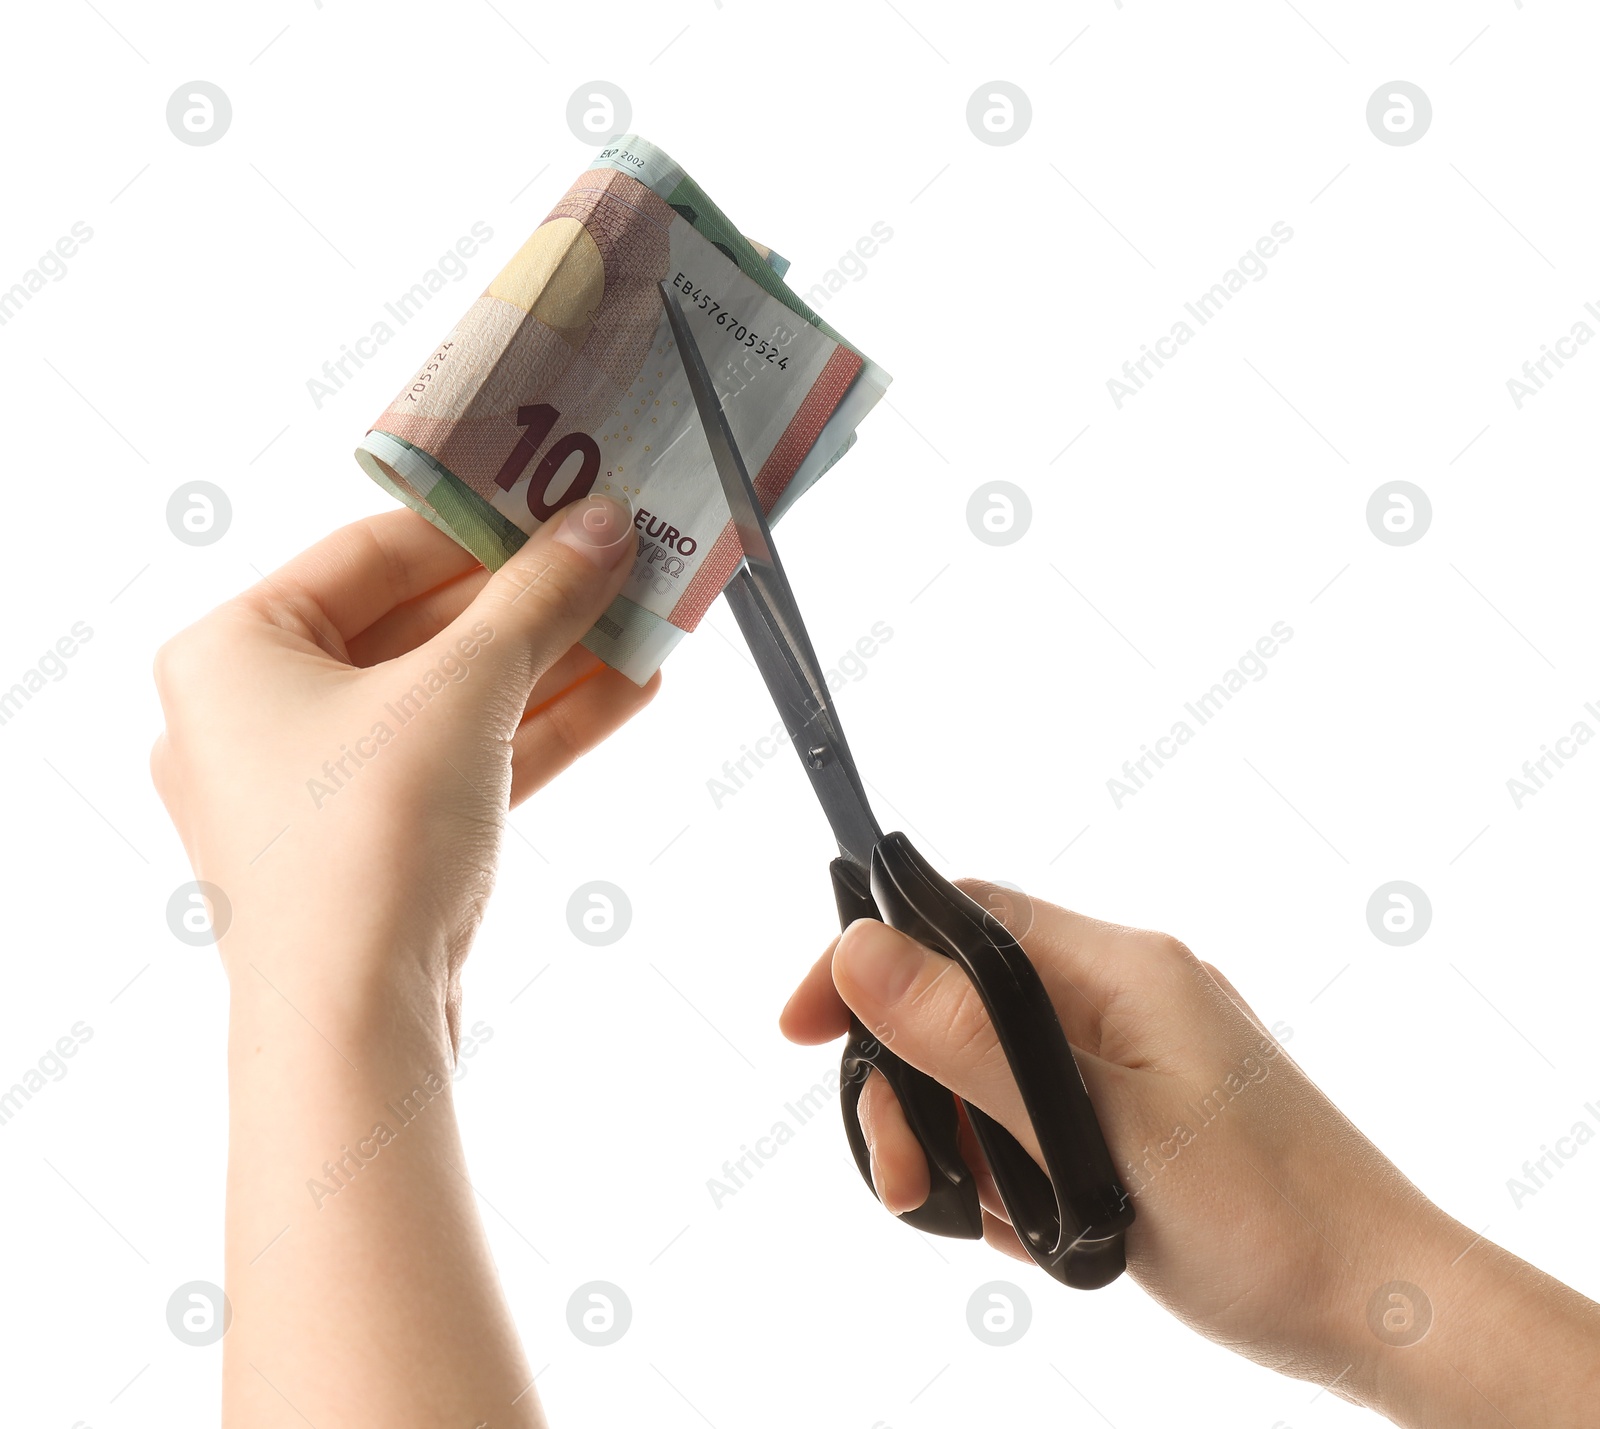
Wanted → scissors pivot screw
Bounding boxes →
[805,745,829,770]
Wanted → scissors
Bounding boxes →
[658,283,1133,1288]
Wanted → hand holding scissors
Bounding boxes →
[659,283,1133,1288]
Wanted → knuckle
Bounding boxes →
[952,876,1019,916]
[358,516,413,599]
[148,734,170,798]
[1138,931,1205,990]
[954,877,1049,941]
[1144,931,1197,966]
[857,1068,893,1134]
[150,632,189,696]
[527,687,588,767]
[924,966,1001,1072]
[496,552,586,631]
[150,613,251,733]
[151,624,220,703]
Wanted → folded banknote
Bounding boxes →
[354,135,890,682]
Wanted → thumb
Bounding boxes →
[425,494,636,715]
[832,917,1039,1159]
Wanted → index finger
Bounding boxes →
[779,937,851,1044]
[780,880,1192,1066]
[248,508,481,648]
[955,878,1228,1068]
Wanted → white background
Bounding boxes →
[2,1,1597,1425]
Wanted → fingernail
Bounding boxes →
[868,1145,909,1215]
[878,1167,923,1216]
[553,494,633,569]
[839,920,921,1005]
[868,1144,893,1208]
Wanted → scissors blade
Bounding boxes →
[657,281,882,868]
[657,283,824,699]
[722,570,884,869]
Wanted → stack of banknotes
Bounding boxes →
[354,135,891,683]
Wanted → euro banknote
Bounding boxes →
[354,135,890,683]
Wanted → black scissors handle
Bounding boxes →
[831,834,1134,1290]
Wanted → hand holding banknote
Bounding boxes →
[151,498,652,1016]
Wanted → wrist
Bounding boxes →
[197,831,467,1023]
[1342,1203,1600,1426]
[223,930,455,1069]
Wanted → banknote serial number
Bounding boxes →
[670,273,790,369]
[405,341,455,401]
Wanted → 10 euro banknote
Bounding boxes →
[354,135,890,683]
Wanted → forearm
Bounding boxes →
[221,951,543,1428]
[1343,1204,1600,1427]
